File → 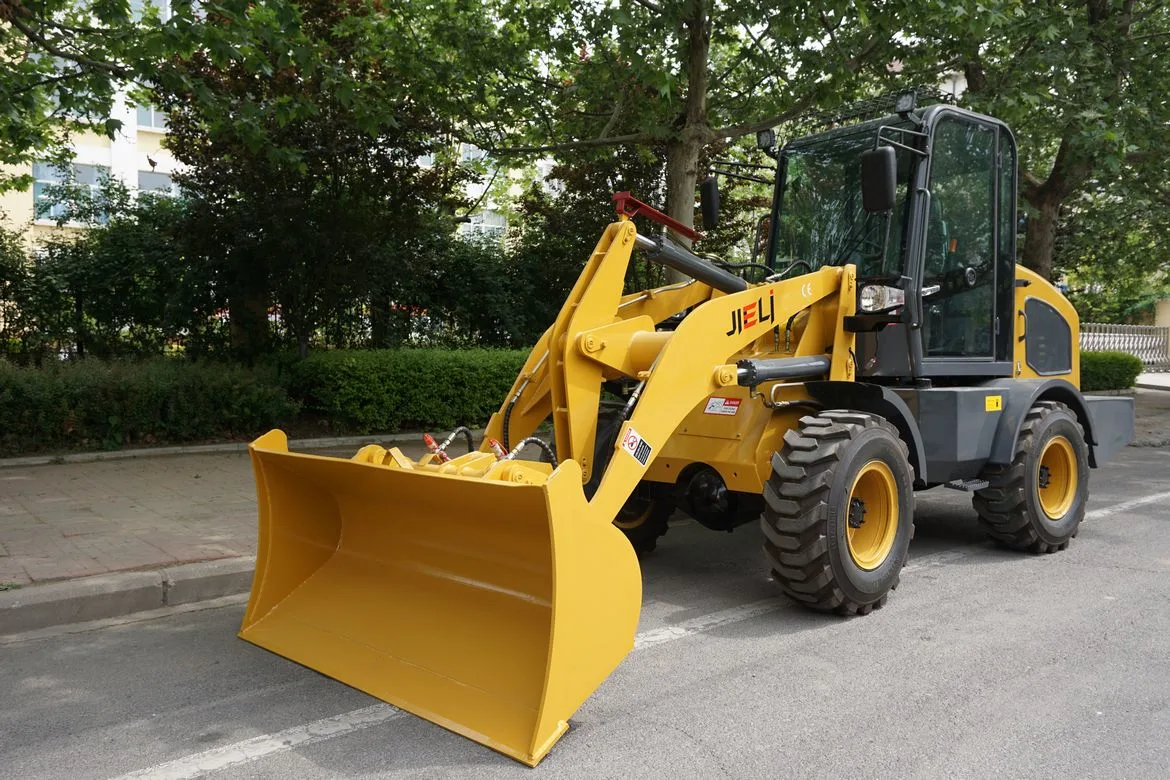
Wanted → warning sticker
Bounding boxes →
[703,397,742,416]
[620,426,653,466]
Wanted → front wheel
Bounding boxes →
[762,411,915,615]
[613,485,673,554]
[590,403,672,554]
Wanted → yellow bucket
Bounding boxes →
[239,430,642,766]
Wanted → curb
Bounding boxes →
[0,429,487,469]
[1136,382,1170,392]
[0,556,256,636]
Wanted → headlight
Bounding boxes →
[859,285,905,312]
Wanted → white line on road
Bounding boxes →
[903,549,973,573]
[112,704,407,780]
[1086,490,1170,521]
[634,599,785,650]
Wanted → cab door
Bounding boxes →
[918,112,1014,377]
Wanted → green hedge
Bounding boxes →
[1081,351,1144,392]
[0,359,297,454]
[287,349,528,433]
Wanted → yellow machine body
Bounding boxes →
[239,219,860,765]
[239,213,1087,765]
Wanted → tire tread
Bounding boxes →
[762,410,913,615]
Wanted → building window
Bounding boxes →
[138,170,177,195]
[130,0,172,21]
[33,162,109,221]
[460,143,487,163]
[137,104,168,130]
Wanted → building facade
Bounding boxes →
[0,95,180,242]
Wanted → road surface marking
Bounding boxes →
[1086,490,1170,521]
[903,549,972,573]
[635,599,785,650]
[112,704,407,779]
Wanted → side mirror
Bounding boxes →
[860,146,897,213]
[700,175,720,230]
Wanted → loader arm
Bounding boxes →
[492,218,855,507]
[573,239,856,523]
[483,223,715,457]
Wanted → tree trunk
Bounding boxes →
[1021,197,1061,281]
[661,1,711,282]
[229,291,268,362]
[664,134,705,241]
[370,296,390,347]
[73,293,85,359]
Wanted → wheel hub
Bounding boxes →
[848,497,867,529]
[1038,464,1051,489]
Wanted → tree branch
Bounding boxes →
[10,69,90,96]
[628,0,663,14]
[459,166,501,220]
[819,10,840,51]
[1022,170,1046,202]
[5,12,132,78]
[710,96,816,141]
[486,131,659,156]
[710,28,763,88]
[598,88,627,139]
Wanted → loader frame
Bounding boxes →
[482,217,861,519]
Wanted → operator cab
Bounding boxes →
[766,99,1018,383]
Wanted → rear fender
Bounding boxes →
[982,378,1100,466]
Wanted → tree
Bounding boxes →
[468,1,907,251]
[0,1,331,183]
[160,0,475,358]
[901,0,1170,280]
[1056,161,1170,321]
[0,210,27,355]
[6,175,208,360]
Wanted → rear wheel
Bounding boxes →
[762,411,915,615]
[973,401,1088,553]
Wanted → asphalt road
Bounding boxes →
[3,447,1169,780]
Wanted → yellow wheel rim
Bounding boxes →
[614,500,653,530]
[1037,435,1077,520]
[846,460,899,571]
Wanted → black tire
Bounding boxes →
[762,411,915,615]
[589,402,672,554]
[613,485,673,555]
[973,401,1088,553]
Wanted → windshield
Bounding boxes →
[774,125,914,280]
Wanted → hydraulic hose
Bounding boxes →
[436,426,476,455]
[503,437,559,469]
[501,349,549,450]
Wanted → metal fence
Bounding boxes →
[1081,323,1170,372]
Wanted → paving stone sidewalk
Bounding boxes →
[1,387,1168,591]
[0,441,431,588]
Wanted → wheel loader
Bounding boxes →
[238,95,1134,766]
